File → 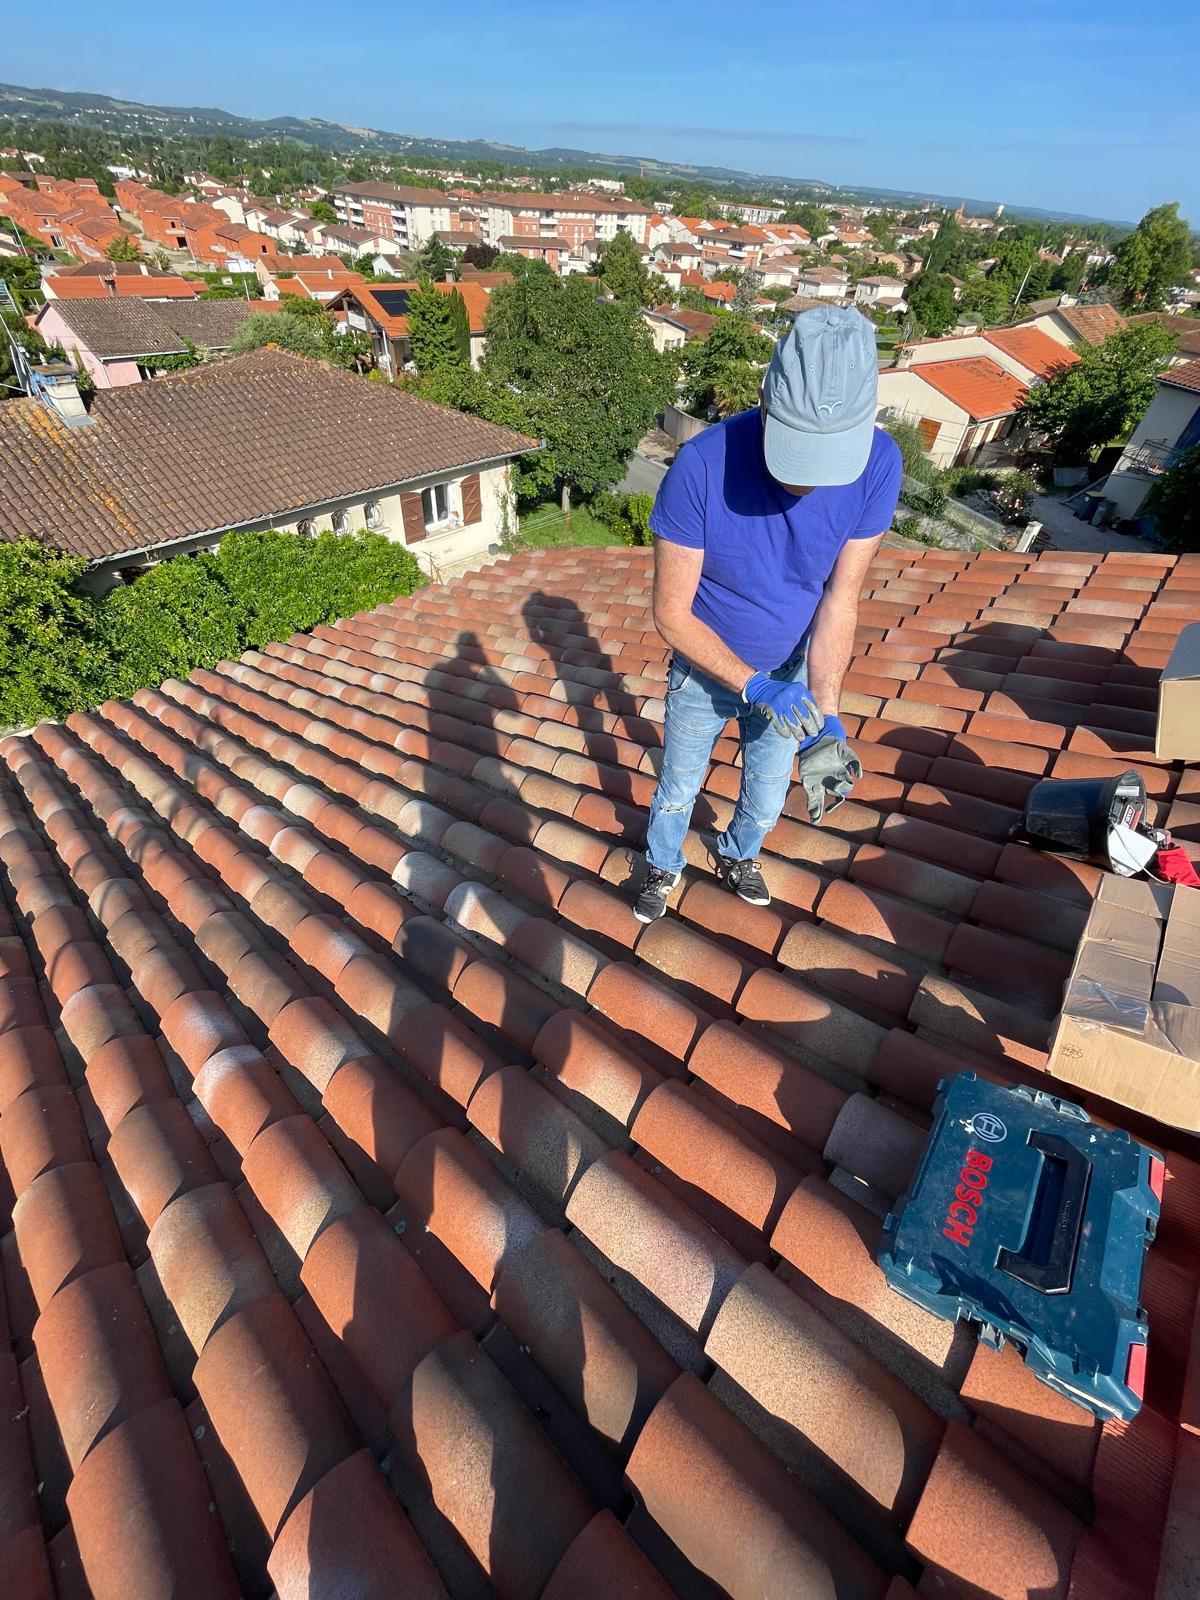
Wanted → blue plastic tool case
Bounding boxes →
[878,1072,1164,1421]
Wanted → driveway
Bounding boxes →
[618,452,668,496]
[1031,491,1160,555]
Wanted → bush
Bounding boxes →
[590,490,655,546]
[0,541,105,730]
[882,418,937,484]
[1,527,428,727]
[1145,443,1200,552]
[942,466,999,497]
[992,470,1039,525]
[98,553,249,700]
[918,484,948,519]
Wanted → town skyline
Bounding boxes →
[3,0,1197,226]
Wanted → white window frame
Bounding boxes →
[332,509,350,535]
[422,482,452,530]
[297,518,315,537]
[364,500,382,529]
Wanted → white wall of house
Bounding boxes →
[1100,382,1200,519]
[640,312,688,353]
[876,368,975,469]
[84,462,518,591]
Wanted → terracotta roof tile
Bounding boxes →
[0,545,1195,1598]
[906,355,1028,419]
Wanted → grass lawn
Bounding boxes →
[183,269,263,297]
[517,502,625,549]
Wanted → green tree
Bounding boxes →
[960,272,1010,325]
[406,279,467,374]
[446,288,471,364]
[906,273,958,336]
[601,227,653,305]
[712,359,763,418]
[0,540,104,727]
[1145,443,1200,551]
[308,199,338,225]
[681,312,773,415]
[150,247,172,272]
[463,241,499,270]
[783,203,827,238]
[230,310,325,360]
[924,215,963,278]
[1050,253,1088,296]
[1019,322,1178,462]
[418,234,456,281]
[1110,203,1193,310]
[105,231,142,262]
[98,554,248,700]
[399,365,553,501]
[483,272,674,513]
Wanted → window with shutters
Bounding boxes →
[460,472,483,526]
[422,482,451,529]
[332,509,350,535]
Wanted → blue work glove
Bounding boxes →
[742,671,824,740]
[798,711,848,752]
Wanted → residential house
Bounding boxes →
[1096,358,1200,522]
[640,304,719,352]
[34,297,277,389]
[0,171,125,259]
[0,348,535,583]
[713,201,786,225]
[325,279,501,374]
[700,280,737,307]
[320,223,394,258]
[1128,312,1200,367]
[793,265,849,301]
[895,327,1079,387]
[496,234,570,273]
[262,263,367,303]
[330,182,463,251]
[113,182,277,267]
[466,190,653,253]
[1016,300,1125,350]
[40,263,202,302]
[854,276,906,311]
[876,356,1029,468]
[653,241,703,274]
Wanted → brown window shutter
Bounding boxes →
[918,417,941,449]
[460,472,483,525]
[401,490,426,543]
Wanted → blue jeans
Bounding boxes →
[645,651,804,875]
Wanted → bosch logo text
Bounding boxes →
[968,1113,1007,1143]
[942,1148,993,1249]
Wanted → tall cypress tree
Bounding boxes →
[407,279,465,374]
[446,288,472,365]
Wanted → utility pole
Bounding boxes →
[1009,259,1033,322]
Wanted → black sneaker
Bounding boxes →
[634,865,681,923]
[717,855,770,906]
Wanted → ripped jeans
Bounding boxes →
[645,650,804,875]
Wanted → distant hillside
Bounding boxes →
[0,80,1132,226]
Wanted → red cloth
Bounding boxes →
[1156,846,1200,887]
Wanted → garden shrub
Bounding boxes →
[2,527,428,727]
[590,490,655,545]
[992,470,1039,525]
[0,540,105,730]
[882,418,937,484]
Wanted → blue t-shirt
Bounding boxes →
[649,410,902,670]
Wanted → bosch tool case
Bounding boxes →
[878,1072,1163,1421]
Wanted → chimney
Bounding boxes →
[32,361,92,428]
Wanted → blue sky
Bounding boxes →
[6,1,1198,224]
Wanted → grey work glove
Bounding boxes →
[796,734,863,823]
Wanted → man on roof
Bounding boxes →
[634,306,901,924]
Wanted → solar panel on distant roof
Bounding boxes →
[371,288,413,317]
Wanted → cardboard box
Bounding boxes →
[1156,622,1200,761]
[1047,872,1200,1132]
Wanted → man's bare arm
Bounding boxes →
[652,538,757,693]
[805,532,884,716]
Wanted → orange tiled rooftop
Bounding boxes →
[0,544,1198,1599]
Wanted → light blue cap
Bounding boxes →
[762,306,878,488]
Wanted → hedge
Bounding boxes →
[0,528,426,730]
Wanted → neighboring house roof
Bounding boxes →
[332,280,494,337]
[701,281,736,302]
[0,542,1193,1600]
[648,304,719,339]
[48,260,182,280]
[1053,302,1125,345]
[324,224,378,246]
[984,325,1081,379]
[0,348,535,561]
[781,294,834,315]
[39,297,271,358]
[1160,356,1200,393]
[908,355,1028,418]
[335,179,448,206]
[496,234,569,251]
[797,266,848,284]
[42,273,201,301]
[1129,312,1200,360]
